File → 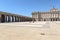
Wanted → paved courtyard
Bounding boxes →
[0,21,60,40]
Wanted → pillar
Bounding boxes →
[17,17,19,22]
[15,16,18,22]
[20,17,22,22]
[8,16,10,22]
[6,16,9,22]
[12,16,15,22]
[0,15,1,22]
[5,15,7,22]
[10,16,12,22]
[15,16,16,22]
[14,16,15,22]
[19,18,20,22]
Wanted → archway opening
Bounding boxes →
[1,15,5,22]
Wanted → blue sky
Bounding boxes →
[0,0,60,16]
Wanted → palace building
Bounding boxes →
[32,8,60,21]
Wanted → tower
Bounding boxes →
[50,0,59,12]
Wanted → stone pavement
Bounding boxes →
[0,21,60,40]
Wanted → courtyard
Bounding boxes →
[0,21,60,40]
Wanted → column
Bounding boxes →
[15,16,17,22]
[0,15,1,22]
[10,16,12,22]
[16,17,18,22]
[19,17,20,22]
[5,15,7,22]
[14,16,15,22]
[20,17,21,22]
[12,16,14,22]
[6,16,9,22]
[17,17,20,22]
[17,17,19,22]
[15,16,18,22]
[8,16,10,22]
[20,17,22,22]
[15,16,16,22]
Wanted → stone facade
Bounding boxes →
[32,8,60,21]
[0,11,32,23]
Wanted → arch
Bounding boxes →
[1,14,5,22]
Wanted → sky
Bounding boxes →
[0,0,60,17]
